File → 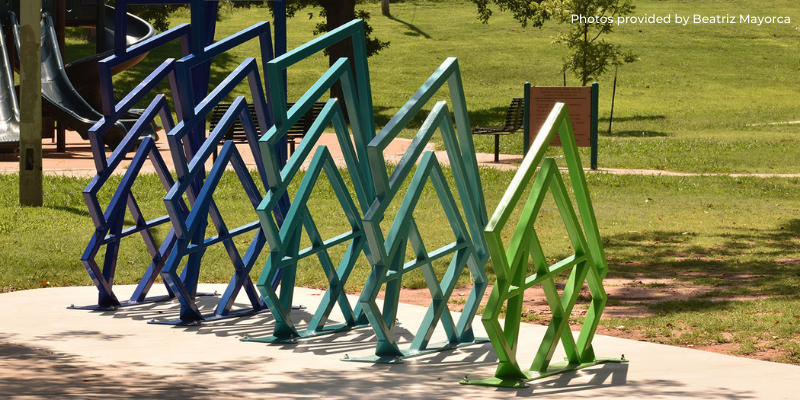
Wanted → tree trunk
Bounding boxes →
[382,0,391,17]
[319,0,357,118]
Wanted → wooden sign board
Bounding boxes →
[529,86,592,147]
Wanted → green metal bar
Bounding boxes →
[466,102,625,388]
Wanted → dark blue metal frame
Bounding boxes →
[75,1,291,312]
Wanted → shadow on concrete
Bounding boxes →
[0,342,235,399]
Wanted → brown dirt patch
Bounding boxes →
[384,277,780,362]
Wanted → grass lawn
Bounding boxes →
[63,0,800,173]
[2,167,800,361]
[6,0,799,365]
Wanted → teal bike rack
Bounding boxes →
[243,21,376,343]
[244,21,490,363]
[348,57,490,363]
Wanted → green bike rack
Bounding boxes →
[462,103,626,388]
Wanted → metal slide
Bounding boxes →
[64,5,157,111]
[0,18,19,152]
[10,10,156,149]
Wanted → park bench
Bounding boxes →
[209,101,326,155]
[471,97,524,162]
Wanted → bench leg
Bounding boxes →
[289,140,296,155]
[57,122,65,153]
[494,134,500,163]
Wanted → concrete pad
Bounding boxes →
[1,284,798,399]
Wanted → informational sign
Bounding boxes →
[529,86,592,147]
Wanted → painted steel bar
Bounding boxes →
[247,92,373,342]
[73,95,190,310]
[261,19,376,202]
[368,57,487,232]
[97,23,191,116]
[159,54,275,324]
[590,82,599,170]
[77,1,259,311]
[349,95,488,363]
[157,98,269,324]
[74,0,206,310]
[461,103,623,389]
[73,0,199,309]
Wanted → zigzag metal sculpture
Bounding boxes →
[243,20,490,362]
[461,103,625,388]
[156,22,284,325]
[74,1,289,317]
[72,19,198,310]
[244,21,377,343]
[350,58,490,363]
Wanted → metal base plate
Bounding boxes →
[460,357,628,388]
[147,304,305,326]
[148,307,270,326]
[342,337,491,364]
[67,292,217,311]
[241,321,372,344]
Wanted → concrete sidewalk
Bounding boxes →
[1,284,798,399]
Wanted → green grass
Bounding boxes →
[3,167,800,360]
[61,0,800,173]
[3,168,800,294]
[602,298,800,363]
[15,0,800,364]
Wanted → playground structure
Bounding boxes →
[63,0,616,386]
[0,17,19,152]
[0,1,158,152]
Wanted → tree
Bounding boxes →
[234,1,389,105]
[382,0,391,17]
[474,0,636,86]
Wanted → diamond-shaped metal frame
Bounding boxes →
[74,95,189,310]
[246,143,370,343]
[158,94,273,324]
[347,62,491,362]
[152,22,289,325]
[72,1,217,311]
[351,149,486,363]
[244,23,377,341]
[461,103,626,388]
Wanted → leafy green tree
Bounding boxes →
[107,1,183,32]
[474,0,636,86]
[232,1,389,66]
[233,1,389,105]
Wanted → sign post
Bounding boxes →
[19,1,42,206]
[525,82,599,169]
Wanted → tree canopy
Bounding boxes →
[474,0,636,85]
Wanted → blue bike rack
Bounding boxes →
[73,0,291,313]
